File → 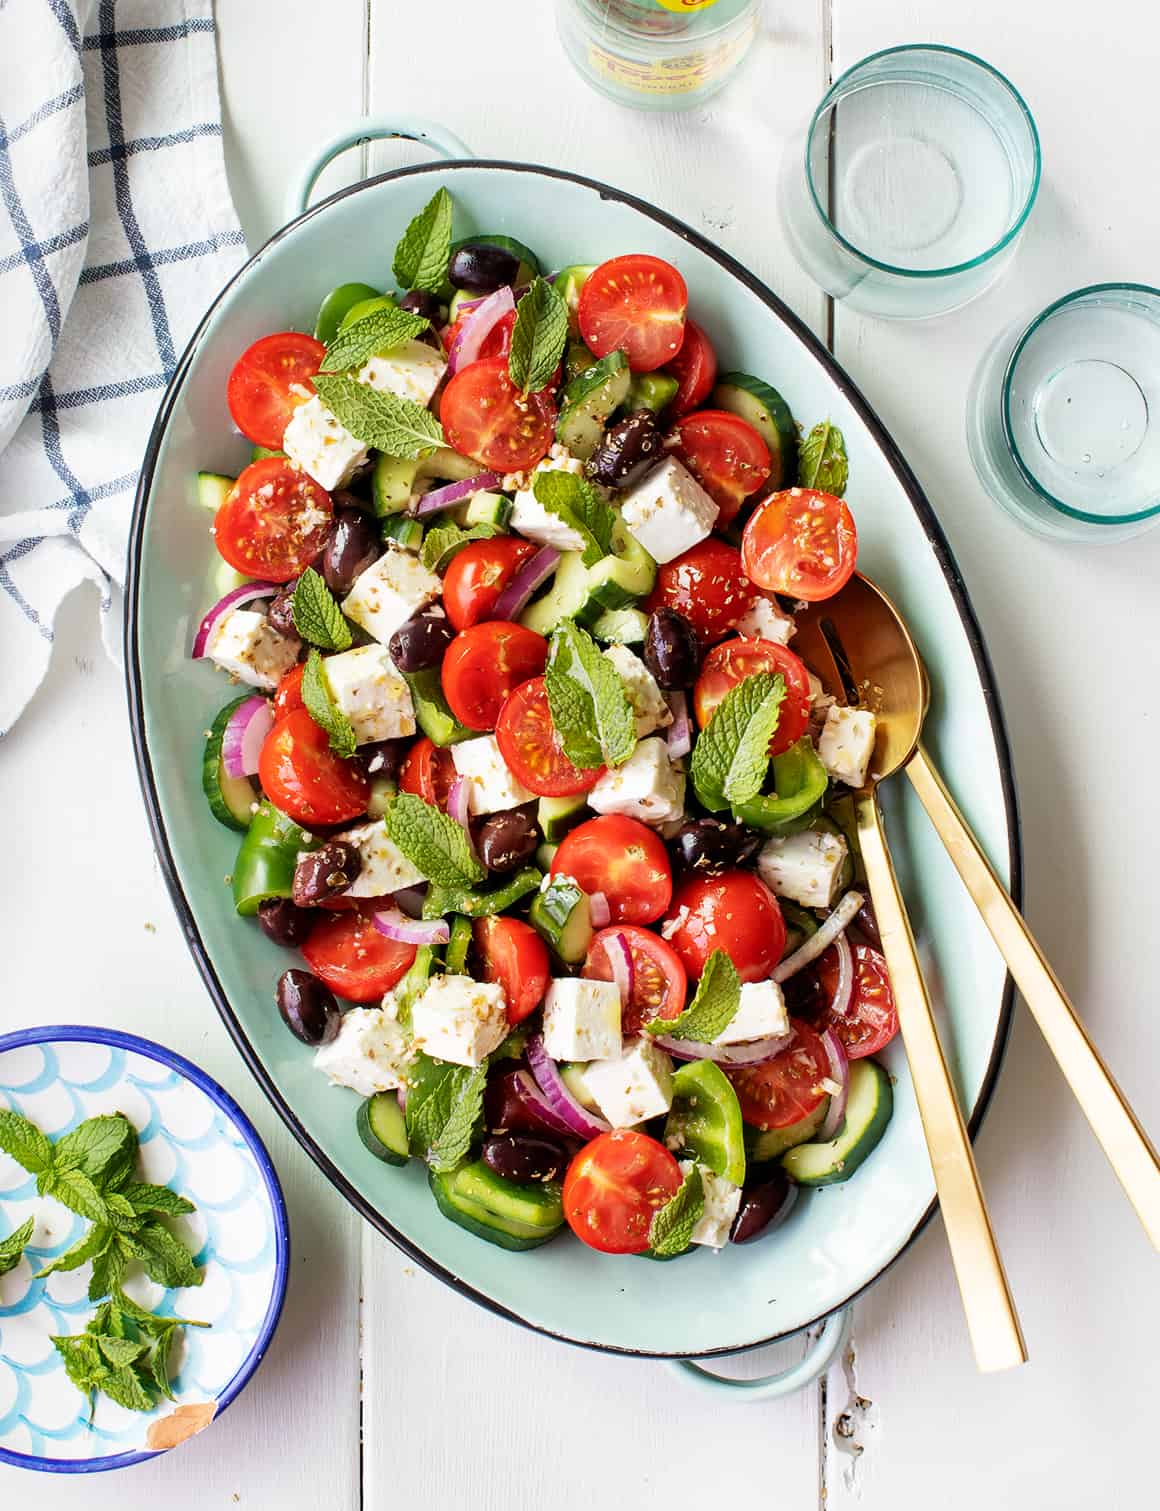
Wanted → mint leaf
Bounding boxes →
[35,1223,109,1279]
[52,1333,104,1393]
[302,649,357,758]
[40,1167,110,1224]
[99,1363,155,1413]
[103,1193,144,1233]
[52,1115,136,1183]
[321,304,429,373]
[646,948,740,1042]
[649,1165,704,1257]
[419,520,501,573]
[0,1110,53,1174]
[385,791,485,888]
[549,620,636,767]
[89,1233,129,1301]
[147,1330,176,1400]
[312,373,444,459]
[392,187,453,292]
[689,672,785,813]
[0,1215,34,1275]
[508,277,568,394]
[798,420,849,496]
[422,866,543,920]
[426,1065,487,1173]
[95,1335,148,1369]
[405,1056,485,1170]
[120,1183,195,1218]
[292,567,353,651]
[544,654,604,769]
[126,1220,202,1291]
[531,470,616,567]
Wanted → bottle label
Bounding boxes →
[654,0,723,12]
[586,18,754,96]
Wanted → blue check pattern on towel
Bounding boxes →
[0,0,246,733]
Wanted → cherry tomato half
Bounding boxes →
[274,662,306,721]
[741,487,857,601]
[728,1019,831,1130]
[442,537,540,631]
[301,910,416,1003]
[551,815,672,926]
[693,639,811,757]
[645,537,754,645]
[399,736,456,811]
[577,255,688,373]
[442,621,548,733]
[583,925,686,1035]
[816,944,899,1059]
[213,458,333,583]
[662,870,786,983]
[474,916,550,1024]
[443,307,516,363]
[441,356,556,472]
[563,1129,682,1254]
[670,409,771,527]
[226,331,326,449]
[494,676,603,798]
[663,318,717,416]
[258,709,369,827]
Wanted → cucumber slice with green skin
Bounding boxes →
[373,454,421,517]
[732,738,829,833]
[196,472,235,511]
[782,1060,893,1185]
[202,696,258,831]
[664,1061,747,1186]
[463,491,511,529]
[591,606,649,645]
[537,792,588,843]
[250,446,285,463]
[429,1167,560,1251]
[339,293,396,332]
[445,915,472,974]
[745,1098,829,1163]
[564,340,597,384]
[402,667,474,746]
[624,372,678,416]
[555,265,596,332]
[559,1063,599,1112]
[712,373,798,489]
[584,533,656,614]
[519,550,590,636]
[555,350,630,460]
[779,899,820,955]
[453,1161,564,1230]
[447,287,479,321]
[356,1092,410,1166]
[315,281,380,344]
[380,514,424,551]
[535,841,558,871]
[529,877,592,965]
[367,776,397,819]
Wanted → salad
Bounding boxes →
[192,188,899,1260]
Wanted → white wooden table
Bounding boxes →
[3,1,1158,1504]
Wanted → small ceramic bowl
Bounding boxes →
[0,1027,289,1473]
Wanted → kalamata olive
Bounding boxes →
[585,409,664,489]
[362,738,407,783]
[731,1168,796,1244]
[322,507,379,596]
[854,898,881,950]
[398,289,443,321]
[388,606,454,672]
[267,583,298,638]
[257,897,314,948]
[292,839,362,906]
[482,1134,566,1183]
[447,242,521,294]
[644,607,701,689]
[475,805,539,873]
[276,969,341,1046]
[671,816,762,875]
[483,1067,548,1135]
[331,487,376,517]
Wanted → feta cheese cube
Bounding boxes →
[733,594,795,645]
[581,1037,674,1128]
[282,394,369,491]
[313,1007,414,1096]
[758,828,849,909]
[587,737,685,825]
[680,1162,743,1249]
[410,974,507,1067]
[715,980,789,1045]
[324,643,415,744]
[206,608,298,690]
[541,978,621,1061]
[604,643,672,737]
[342,545,441,645]
[451,734,535,815]
[357,339,446,407]
[338,819,426,896]
[818,705,877,788]
[619,457,718,565]
[509,446,589,551]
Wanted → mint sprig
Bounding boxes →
[798,420,849,496]
[385,791,485,888]
[292,567,353,651]
[645,948,741,1042]
[419,520,501,573]
[321,304,429,374]
[543,656,604,770]
[0,1216,34,1276]
[547,620,636,768]
[0,1109,53,1172]
[301,648,358,758]
[649,1165,704,1258]
[312,373,444,459]
[508,276,568,394]
[689,671,785,813]
[405,1055,486,1171]
[532,470,616,566]
[393,187,454,292]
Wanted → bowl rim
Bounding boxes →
[124,157,1021,1360]
[0,1024,290,1474]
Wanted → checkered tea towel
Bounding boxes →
[0,0,247,734]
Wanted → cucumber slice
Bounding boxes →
[421,447,484,484]
[556,350,631,460]
[560,1063,599,1112]
[250,446,285,463]
[202,696,258,831]
[367,776,397,818]
[356,1092,410,1166]
[665,1061,747,1185]
[429,1167,558,1251]
[591,606,649,645]
[564,340,597,384]
[315,281,380,344]
[624,372,678,416]
[538,792,588,843]
[464,491,512,528]
[402,667,474,746]
[712,373,798,489]
[585,533,657,614]
[529,877,592,965]
[196,472,234,511]
[453,1161,564,1230]
[782,1061,892,1185]
[535,841,558,871]
[556,265,596,332]
[373,454,421,517]
[746,1098,828,1163]
[447,287,479,321]
[779,899,820,956]
[519,550,590,636]
[381,514,424,551]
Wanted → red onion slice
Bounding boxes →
[525,1034,611,1139]
[773,889,864,983]
[818,1027,850,1140]
[221,696,273,778]
[372,908,450,947]
[492,546,561,621]
[827,933,855,1021]
[604,930,633,1006]
[589,890,611,929]
[654,1031,792,1066]
[396,1083,408,1112]
[666,692,691,759]
[446,286,515,375]
[192,581,278,658]
[415,471,502,517]
[447,775,472,831]
[509,1068,594,1140]
[391,885,428,919]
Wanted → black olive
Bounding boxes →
[644,607,701,689]
[585,409,664,489]
[731,1169,796,1244]
[482,1134,566,1183]
[474,806,539,873]
[388,607,454,673]
[276,969,341,1046]
[267,583,299,639]
[322,508,379,597]
[398,289,443,321]
[670,817,762,875]
[292,840,362,907]
[257,898,313,948]
[447,242,521,294]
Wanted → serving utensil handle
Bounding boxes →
[855,790,1027,1373]
[906,744,1160,1250]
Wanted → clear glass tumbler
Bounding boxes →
[778,45,1041,319]
[966,284,1160,544]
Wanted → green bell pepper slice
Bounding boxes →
[732,737,829,834]
[664,1060,746,1186]
[232,800,322,917]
